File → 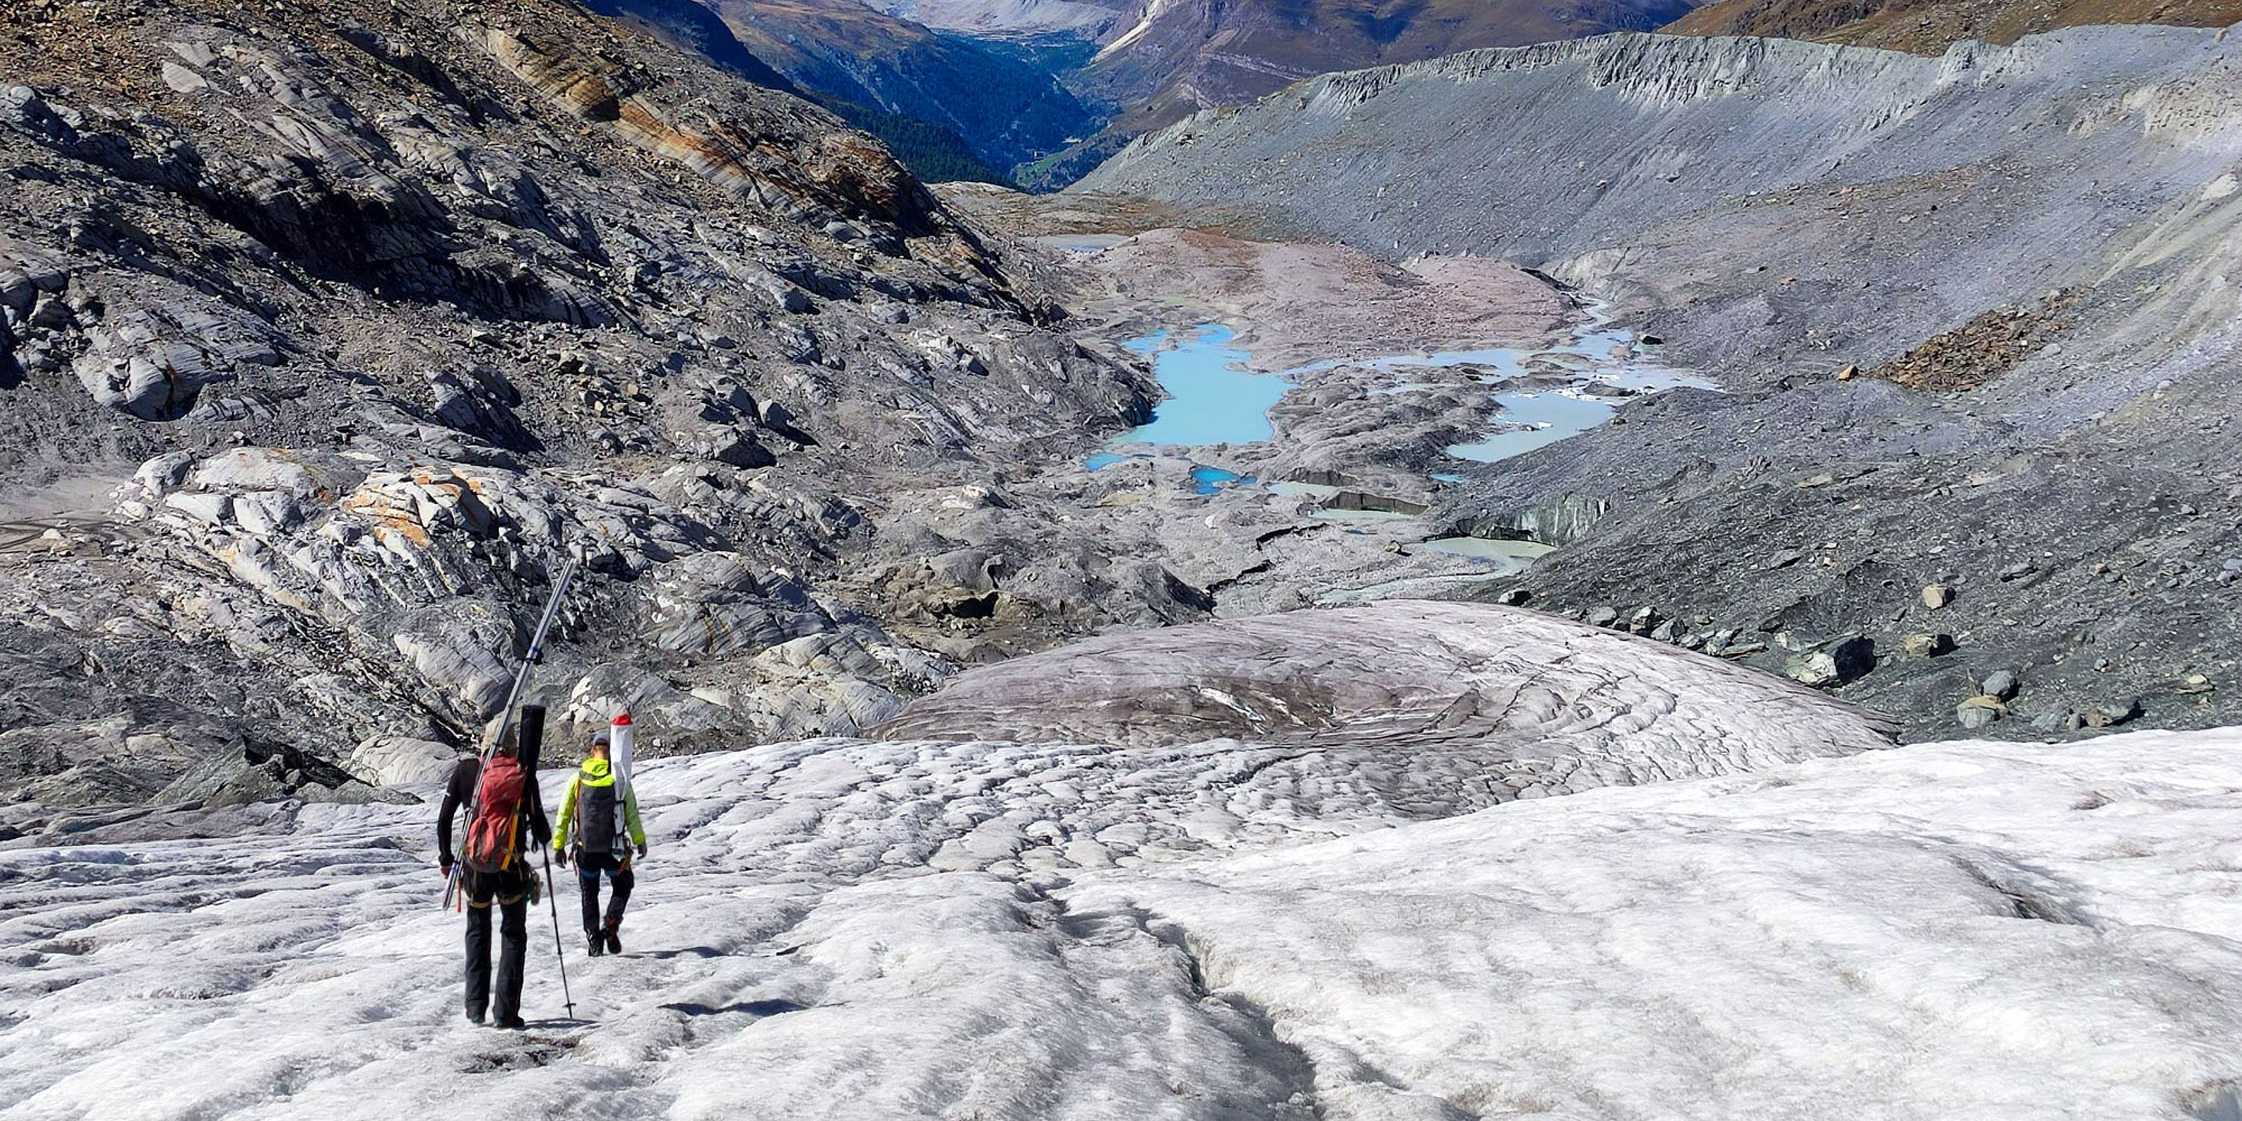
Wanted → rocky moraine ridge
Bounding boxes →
[1080,28,2242,738]
[0,0,1206,825]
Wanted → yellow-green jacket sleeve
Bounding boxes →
[552,774,579,850]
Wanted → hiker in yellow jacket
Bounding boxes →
[553,728,646,957]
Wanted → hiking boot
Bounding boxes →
[494,1015,527,1031]
[586,931,605,958]
[467,1009,486,1026]
[604,923,623,956]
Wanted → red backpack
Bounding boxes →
[461,754,529,875]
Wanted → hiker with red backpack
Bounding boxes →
[553,723,646,957]
[437,717,553,1029]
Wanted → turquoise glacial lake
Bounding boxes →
[1091,302,1708,469]
[1111,325,1290,447]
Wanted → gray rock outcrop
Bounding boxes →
[0,0,1161,810]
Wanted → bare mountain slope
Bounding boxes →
[1082,29,2242,380]
[1078,29,2242,736]
[1022,0,1712,187]
[1086,0,1705,108]
[1665,0,2242,54]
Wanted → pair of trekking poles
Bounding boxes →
[442,556,583,1022]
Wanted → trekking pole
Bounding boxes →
[542,845,577,1022]
[443,555,583,907]
[517,703,575,1022]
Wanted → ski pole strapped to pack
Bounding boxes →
[443,557,579,909]
[481,557,582,757]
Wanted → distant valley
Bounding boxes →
[604,0,1716,187]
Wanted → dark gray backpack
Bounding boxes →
[578,782,618,854]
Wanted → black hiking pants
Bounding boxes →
[464,867,531,1023]
[576,850,634,935]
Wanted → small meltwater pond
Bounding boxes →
[1034,233,1133,255]
[1418,537,1556,564]
[1190,466,1255,495]
[1445,391,1618,462]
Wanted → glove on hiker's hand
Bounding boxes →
[555,846,570,868]
[438,854,453,874]
[636,842,648,859]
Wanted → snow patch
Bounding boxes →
[1081,732,2242,1119]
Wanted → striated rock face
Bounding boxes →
[475,25,952,242]
[0,0,1166,811]
[71,303,283,420]
[1080,27,2242,739]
